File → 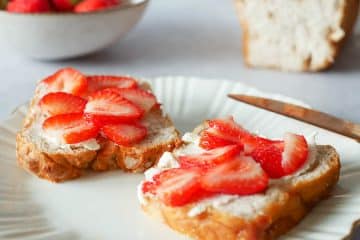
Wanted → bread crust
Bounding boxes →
[317,0,360,71]
[16,111,181,182]
[16,83,182,183]
[16,132,83,182]
[141,145,340,240]
[235,0,360,72]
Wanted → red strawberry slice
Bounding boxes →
[42,113,99,144]
[178,145,242,169]
[251,143,285,178]
[203,118,255,150]
[201,156,269,195]
[87,75,137,93]
[202,117,281,153]
[142,181,156,195]
[281,133,308,175]
[150,168,206,207]
[41,68,88,96]
[250,133,307,177]
[39,92,87,116]
[74,0,119,13]
[200,117,308,179]
[207,117,249,142]
[84,90,144,125]
[102,123,147,146]
[199,128,237,150]
[52,0,82,11]
[104,88,157,112]
[142,176,212,206]
[7,0,50,13]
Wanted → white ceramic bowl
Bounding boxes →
[0,0,148,60]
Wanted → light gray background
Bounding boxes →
[1,0,359,122]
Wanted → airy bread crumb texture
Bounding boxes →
[142,145,340,240]
[235,0,359,71]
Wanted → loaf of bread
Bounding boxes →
[235,0,359,71]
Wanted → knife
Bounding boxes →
[228,94,360,142]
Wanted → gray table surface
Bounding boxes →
[0,0,359,122]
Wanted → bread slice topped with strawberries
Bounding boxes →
[138,117,340,240]
[16,68,181,182]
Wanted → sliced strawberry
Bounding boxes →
[201,156,269,195]
[281,133,308,175]
[87,75,137,93]
[249,133,307,178]
[42,113,99,144]
[200,117,308,179]
[207,117,249,142]
[74,0,119,12]
[52,0,82,11]
[178,145,242,169]
[84,90,144,125]
[199,128,239,150]
[102,123,147,146]
[251,143,285,178]
[204,117,255,150]
[39,92,87,116]
[104,88,157,112]
[142,181,156,195]
[151,168,206,207]
[202,117,282,153]
[7,0,50,13]
[41,68,88,96]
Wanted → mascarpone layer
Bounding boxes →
[27,106,100,152]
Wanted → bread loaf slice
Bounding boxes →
[235,0,359,71]
[16,81,181,183]
[139,124,340,240]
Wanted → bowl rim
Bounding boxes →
[0,0,149,16]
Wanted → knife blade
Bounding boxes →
[228,94,360,142]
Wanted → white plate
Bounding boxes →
[1,76,359,240]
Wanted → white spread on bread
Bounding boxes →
[139,132,318,218]
[26,108,100,152]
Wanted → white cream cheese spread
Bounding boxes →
[27,107,100,152]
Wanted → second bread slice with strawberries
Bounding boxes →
[138,117,340,240]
